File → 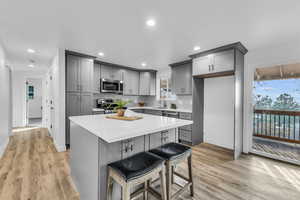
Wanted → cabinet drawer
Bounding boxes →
[164,111,179,118]
[179,129,192,142]
[179,125,192,131]
[131,109,144,113]
[179,112,192,120]
[144,109,163,116]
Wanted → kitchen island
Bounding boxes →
[69,113,193,200]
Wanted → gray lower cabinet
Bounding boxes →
[139,72,156,96]
[66,54,94,93]
[66,92,93,146]
[123,69,139,95]
[144,109,163,116]
[93,111,105,115]
[170,61,192,95]
[178,112,193,143]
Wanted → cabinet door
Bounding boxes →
[172,64,192,95]
[101,65,121,80]
[80,93,93,115]
[93,63,101,93]
[123,69,139,95]
[67,92,81,117]
[100,65,112,80]
[139,72,150,95]
[212,50,234,73]
[192,56,211,76]
[80,58,94,92]
[66,55,80,92]
[149,72,156,96]
[149,132,163,149]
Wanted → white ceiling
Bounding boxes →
[1,0,300,71]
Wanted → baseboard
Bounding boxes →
[0,137,9,158]
[54,140,66,152]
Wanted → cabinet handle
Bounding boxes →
[212,64,214,71]
[208,65,211,72]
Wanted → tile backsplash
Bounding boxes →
[140,95,193,110]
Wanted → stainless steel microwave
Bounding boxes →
[100,79,123,94]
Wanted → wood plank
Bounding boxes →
[0,128,299,199]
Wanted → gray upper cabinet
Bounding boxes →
[66,55,94,92]
[93,63,101,93]
[212,50,234,73]
[66,55,80,92]
[123,69,139,95]
[139,72,156,96]
[80,58,94,92]
[192,49,234,76]
[171,61,192,95]
[101,65,122,80]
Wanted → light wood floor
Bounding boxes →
[1,128,300,200]
[0,127,79,200]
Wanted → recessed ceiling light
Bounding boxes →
[27,48,35,53]
[98,52,104,57]
[141,62,147,67]
[146,19,156,27]
[193,46,201,51]
[28,64,35,68]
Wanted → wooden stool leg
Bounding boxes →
[171,166,175,184]
[122,184,130,200]
[106,171,113,200]
[166,162,172,200]
[160,167,167,200]
[144,181,148,200]
[188,155,194,197]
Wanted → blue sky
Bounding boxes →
[254,79,300,103]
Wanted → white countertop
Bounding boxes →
[69,114,193,143]
[129,106,192,113]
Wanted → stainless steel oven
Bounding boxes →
[100,79,123,94]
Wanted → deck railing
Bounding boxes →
[253,109,300,144]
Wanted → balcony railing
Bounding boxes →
[253,109,300,144]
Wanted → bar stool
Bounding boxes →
[149,143,194,200]
[107,152,167,200]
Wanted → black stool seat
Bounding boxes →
[108,152,164,181]
[149,143,191,161]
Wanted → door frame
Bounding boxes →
[244,59,300,165]
[24,76,44,127]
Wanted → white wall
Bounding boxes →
[12,70,46,127]
[27,78,43,119]
[47,48,66,152]
[0,44,12,157]
[243,40,300,153]
[203,76,234,149]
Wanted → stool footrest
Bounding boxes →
[173,171,190,182]
[172,182,192,200]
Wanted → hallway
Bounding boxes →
[0,127,79,200]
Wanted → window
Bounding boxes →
[28,85,34,99]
